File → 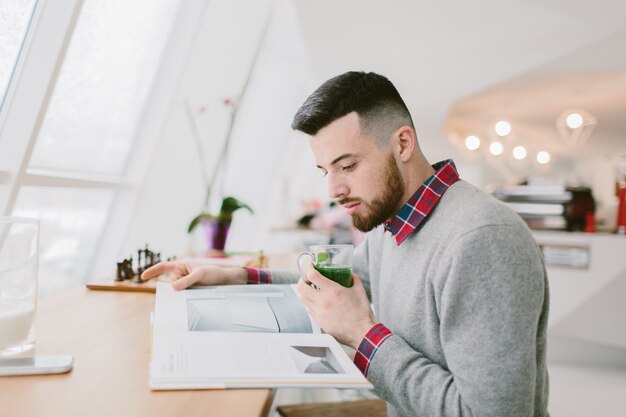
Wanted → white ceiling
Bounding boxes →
[292,0,626,161]
[445,69,626,157]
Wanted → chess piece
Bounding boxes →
[243,250,269,268]
[114,245,170,284]
[116,262,124,281]
[121,258,134,280]
[258,250,268,268]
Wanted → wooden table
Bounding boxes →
[0,288,274,417]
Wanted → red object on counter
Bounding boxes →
[584,211,596,233]
[617,186,626,234]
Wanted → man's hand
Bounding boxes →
[141,260,247,290]
[297,262,377,349]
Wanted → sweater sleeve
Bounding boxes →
[244,267,272,284]
[263,269,299,284]
[243,268,300,284]
[365,224,547,417]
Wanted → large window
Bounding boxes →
[0,0,37,113]
[4,0,183,296]
[29,0,180,176]
[12,187,113,297]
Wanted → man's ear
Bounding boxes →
[393,126,416,162]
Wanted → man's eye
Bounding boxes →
[320,171,328,178]
[342,163,356,172]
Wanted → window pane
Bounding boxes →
[12,187,113,298]
[29,0,182,176]
[0,0,37,112]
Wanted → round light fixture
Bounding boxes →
[556,109,596,148]
[495,120,512,137]
[489,141,504,156]
[512,145,527,160]
[566,112,584,129]
[464,135,480,151]
[536,151,551,165]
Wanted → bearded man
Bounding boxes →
[144,71,550,417]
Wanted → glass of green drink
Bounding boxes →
[297,244,353,288]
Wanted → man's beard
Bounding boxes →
[341,155,405,232]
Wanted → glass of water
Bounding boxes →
[0,217,39,355]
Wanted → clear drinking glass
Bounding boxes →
[0,217,39,355]
[297,244,354,288]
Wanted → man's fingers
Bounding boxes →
[299,261,316,284]
[141,261,178,281]
[171,267,214,291]
[171,274,195,291]
[297,277,318,299]
[304,264,337,290]
[302,261,315,275]
[300,262,323,290]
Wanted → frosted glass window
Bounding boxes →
[12,187,113,298]
[29,0,182,176]
[0,0,37,112]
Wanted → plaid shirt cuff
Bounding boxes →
[353,323,393,377]
[243,267,272,284]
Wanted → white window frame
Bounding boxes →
[0,0,84,212]
[0,0,208,283]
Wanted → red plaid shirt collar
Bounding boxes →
[383,159,459,245]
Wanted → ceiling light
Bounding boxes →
[512,145,527,160]
[556,109,596,148]
[565,112,583,129]
[464,135,480,151]
[536,151,550,165]
[489,141,503,156]
[494,120,511,137]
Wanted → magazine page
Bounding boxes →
[154,283,319,334]
[150,283,371,389]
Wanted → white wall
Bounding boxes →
[220,0,326,253]
[122,0,325,258]
[122,0,275,258]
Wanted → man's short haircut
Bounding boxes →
[291,71,415,145]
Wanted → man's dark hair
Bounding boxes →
[291,71,414,145]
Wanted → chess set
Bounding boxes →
[86,245,175,293]
[115,245,174,283]
[86,245,268,293]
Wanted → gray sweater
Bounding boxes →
[274,180,550,417]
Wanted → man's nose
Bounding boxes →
[327,173,348,199]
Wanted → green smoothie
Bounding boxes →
[314,264,353,287]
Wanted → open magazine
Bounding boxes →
[150,282,372,390]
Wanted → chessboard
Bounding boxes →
[85,276,165,293]
[86,250,267,293]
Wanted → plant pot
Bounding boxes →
[201,219,231,251]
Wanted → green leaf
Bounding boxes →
[187,213,215,233]
[219,196,253,221]
[316,252,328,264]
[188,196,253,233]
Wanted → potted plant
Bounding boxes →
[187,196,253,252]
